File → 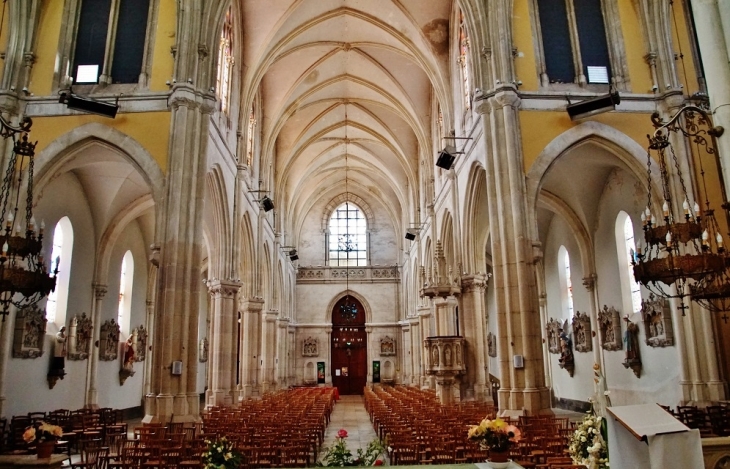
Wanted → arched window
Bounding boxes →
[216,6,234,114]
[616,212,642,314]
[558,245,574,318]
[46,217,74,325]
[458,10,472,111]
[535,0,612,84]
[246,105,256,166]
[117,250,134,336]
[328,202,367,266]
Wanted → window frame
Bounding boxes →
[45,217,74,327]
[615,211,642,315]
[327,202,368,267]
[529,0,628,91]
[54,0,159,91]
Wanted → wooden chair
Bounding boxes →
[69,446,110,469]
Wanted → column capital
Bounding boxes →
[582,273,597,292]
[490,90,521,111]
[207,279,241,298]
[239,296,265,313]
[461,273,490,292]
[93,284,108,299]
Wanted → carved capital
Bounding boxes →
[491,91,521,111]
[461,273,489,292]
[207,279,241,298]
[23,52,36,67]
[474,98,492,116]
[94,284,108,300]
[582,274,597,292]
[644,52,658,66]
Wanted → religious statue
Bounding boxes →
[431,345,439,367]
[622,315,642,378]
[49,327,67,378]
[119,333,136,385]
[558,328,575,377]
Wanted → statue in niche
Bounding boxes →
[487,332,497,357]
[47,326,67,389]
[598,305,622,351]
[622,315,642,378]
[455,343,462,365]
[135,325,148,362]
[199,337,209,363]
[557,321,574,377]
[68,313,93,360]
[13,305,46,358]
[546,318,564,354]
[641,294,674,347]
[302,337,318,357]
[380,336,396,356]
[572,311,592,353]
[444,345,452,367]
[99,319,120,361]
[431,345,439,367]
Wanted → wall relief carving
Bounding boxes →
[13,305,47,358]
[598,305,622,351]
[68,312,92,360]
[134,325,148,362]
[302,337,318,357]
[623,316,642,378]
[572,311,592,353]
[99,319,120,361]
[546,318,564,354]
[380,336,396,356]
[641,294,674,347]
[487,332,497,357]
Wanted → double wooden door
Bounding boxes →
[331,295,367,395]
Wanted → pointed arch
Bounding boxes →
[325,289,373,325]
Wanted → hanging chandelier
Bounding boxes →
[0,115,58,317]
[338,104,358,322]
[632,105,730,313]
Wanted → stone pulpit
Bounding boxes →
[424,336,466,404]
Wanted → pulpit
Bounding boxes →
[424,336,466,404]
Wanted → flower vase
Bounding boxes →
[486,450,510,468]
[36,440,55,459]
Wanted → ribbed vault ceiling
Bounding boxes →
[241,0,452,239]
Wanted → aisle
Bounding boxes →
[322,395,380,455]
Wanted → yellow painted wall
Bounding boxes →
[519,110,653,172]
[30,112,170,173]
[149,0,177,92]
[31,0,64,96]
[512,0,539,91]
[671,1,700,95]
[0,1,8,78]
[617,0,652,94]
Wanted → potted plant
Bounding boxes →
[22,421,63,458]
[467,417,521,468]
[201,437,243,469]
[317,429,386,466]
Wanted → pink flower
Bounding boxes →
[374,460,383,466]
[337,429,348,438]
[506,425,522,443]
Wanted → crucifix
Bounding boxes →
[678,302,690,316]
[722,313,729,325]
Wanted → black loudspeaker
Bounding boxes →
[59,93,119,118]
[289,249,298,261]
[405,231,416,241]
[566,91,620,120]
[436,150,455,169]
[261,196,275,212]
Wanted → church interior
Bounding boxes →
[2,0,730,467]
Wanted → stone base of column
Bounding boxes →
[205,389,233,408]
[142,393,200,423]
[85,389,98,409]
[260,382,272,395]
[435,377,459,405]
[706,381,727,402]
[498,387,551,413]
[473,383,493,404]
[242,384,254,399]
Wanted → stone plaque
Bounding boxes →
[13,305,47,358]
[641,294,674,347]
[598,305,622,351]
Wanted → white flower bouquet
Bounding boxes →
[568,407,609,469]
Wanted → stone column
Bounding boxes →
[85,284,107,408]
[325,326,332,385]
[145,88,215,423]
[276,318,289,388]
[239,297,264,398]
[143,245,159,398]
[366,326,374,384]
[476,93,550,412]
[401,322,411,385]
[433,297,459,336]
[205,279,240,407]
[582,275,603,370]
[259,310,278,394]
[418,306,432,388]
[409,318,421,386]
[461,273,491,402]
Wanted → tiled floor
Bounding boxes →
[321,394,379,454]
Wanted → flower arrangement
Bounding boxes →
[22,421,63,444]
[467,417,522,453]
[202,437,243,469]
[317,428,386,466]
[568,407,609,469]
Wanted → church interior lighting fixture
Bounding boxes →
[0,115,59,318]
[338,104,359,323]
[565,89,620,121]
[631,105,730,313]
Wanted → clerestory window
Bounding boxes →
[328,202,367,266]
[216,6,235,114]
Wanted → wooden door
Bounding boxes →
[331,295,367,395]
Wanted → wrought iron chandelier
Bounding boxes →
[338,104,358,322]
[632,105,730,313]
[0,115,58,317]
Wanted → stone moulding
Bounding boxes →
[13,305,47,358]
[297,266,400,283]
[598,305,622,351]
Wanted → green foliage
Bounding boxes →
[317,429,386,466]
[202,437,243,469]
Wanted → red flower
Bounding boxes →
[337,429,348,438]
[374,460,384,466]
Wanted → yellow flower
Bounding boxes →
[492,418,507,430]
[22,427,35,443]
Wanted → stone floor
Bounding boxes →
[321,394,381,457]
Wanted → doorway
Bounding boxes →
[331,295,367,395]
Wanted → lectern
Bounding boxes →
[606,404,703,469]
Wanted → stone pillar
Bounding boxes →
[409,318,421,386]
[690,0,730,190]
[143,245,159,398]
[366,326,374,384]
[418,306,432,388]
[461,273,491,402]
[401,322,411,385]
[476,93,550,412]
[325,326,332,385]
[433,297,459,336]
[259,310,277,394]
[85,284,107,408]
[145,87,215,423]
[582,275,603,371]
[276,318,289,388]
[205,280,240,407]
[239,297,264,398]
